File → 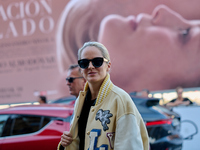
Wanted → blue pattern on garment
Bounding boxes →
[88,129,108,150]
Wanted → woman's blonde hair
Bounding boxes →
[78,41,110,61]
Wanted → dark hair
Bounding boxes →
[39,96,47,103]
[68,64,81,75]
[176,86,183,93]
[68,64,79,70]
[142,89,149,94]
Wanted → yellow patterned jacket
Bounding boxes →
[58,74,149,150]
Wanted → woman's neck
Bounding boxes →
[177,97,183,101]
[88,82,102,100]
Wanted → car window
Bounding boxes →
[11,115,51,136]
[0,115,9,137]
[41,117,51,128]
[12,115,41,135]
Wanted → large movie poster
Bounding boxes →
[1,0,200,104]
[57,0,200,94]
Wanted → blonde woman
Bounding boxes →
[58,41,149,150]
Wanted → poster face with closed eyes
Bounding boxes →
[1,0,200,104]
[56,0,200,95]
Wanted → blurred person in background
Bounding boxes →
[166,86,193,107]
[66,64,86,99]
[140,89,150,97]
[38,95,47,104]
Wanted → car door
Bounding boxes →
[1,114,59,150]
[1,114,44,150]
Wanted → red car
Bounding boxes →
[0,104,73,150]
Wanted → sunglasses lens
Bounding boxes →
[66,77,74,83]
[78,59,89,69]
[92,58,104,68]
[78,57,105,69]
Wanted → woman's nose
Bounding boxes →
[152,5,188,29]
[88,61,94,69]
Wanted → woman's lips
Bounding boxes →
[88,72,96,75]
[128,16,137,31]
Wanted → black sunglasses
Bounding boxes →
[66,77,83,83]
[78,57,109,69]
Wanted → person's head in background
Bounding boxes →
[140,89,150,97]
[66,64,86,98]
[98,5,200,92]
[57,0,200,72]
[176,86,183,99]
[38,96,47,104]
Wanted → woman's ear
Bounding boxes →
[107,61,111,72]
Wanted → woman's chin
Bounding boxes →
[87,77,100,83]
